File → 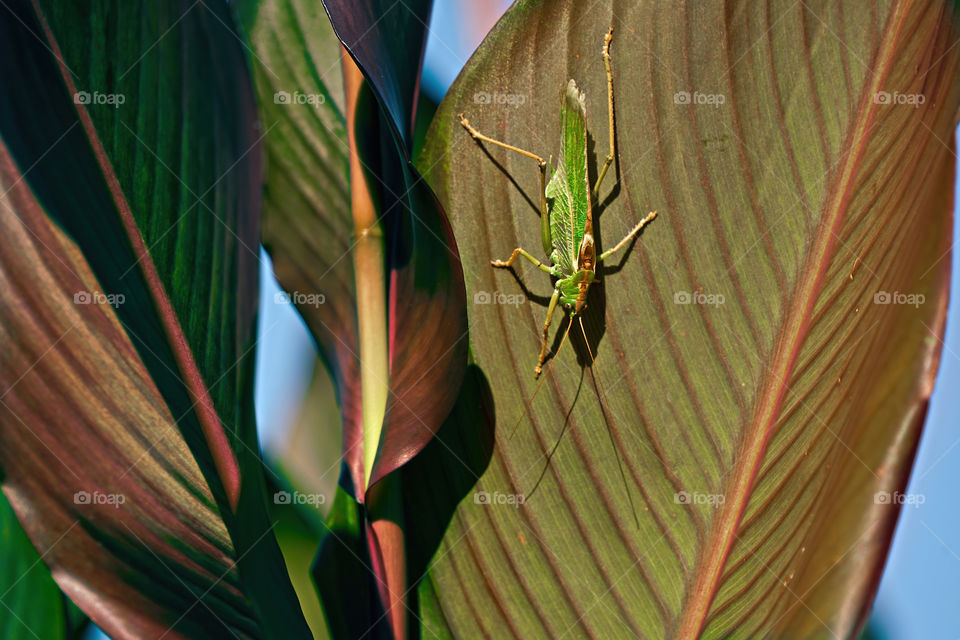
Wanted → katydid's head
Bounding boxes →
[574,296,588,315]
[573,276,593,315]
[557,269,596,315]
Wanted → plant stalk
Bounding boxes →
[341,48,408,640]
[342,48,389,492]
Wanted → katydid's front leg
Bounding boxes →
[592,28,616,200]
[458,114,552,255]
[488,251,560,377]
[535,289,562,377]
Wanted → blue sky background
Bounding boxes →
[91,1,959,637]
[871,180,960,635]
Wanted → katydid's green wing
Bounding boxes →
[547,80,592,273]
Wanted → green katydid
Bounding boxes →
[458,29,657,523]
[458,28,657,379]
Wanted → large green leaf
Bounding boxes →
[416,1,960,638]
[0,492,66,639]
[0,1,308,637]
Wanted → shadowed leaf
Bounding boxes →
[323,0,468,491]
[242,2,465,636]
[312,486,383,639]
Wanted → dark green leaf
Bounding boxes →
[0,1,308,637]
[0,492,65,639]
[312,486,382,639]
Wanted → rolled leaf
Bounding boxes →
[322,0,432,152]
[238,0,364,494]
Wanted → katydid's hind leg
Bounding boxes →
[458,114,549,228]
[535,290,561,377]
[593,28,616,200]
[599,210,658,262]
[491,247,553,274]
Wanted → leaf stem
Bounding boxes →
[342,49,389,492]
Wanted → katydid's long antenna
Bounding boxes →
[579,316,640,529]
[509,318,574,440]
